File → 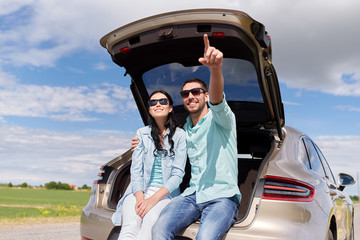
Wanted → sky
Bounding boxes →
[0,0,359,196]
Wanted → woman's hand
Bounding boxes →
[135,187,169,218]
[135,197,159,218]
[134,191,145,215]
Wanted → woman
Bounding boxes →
[112,90,187,240]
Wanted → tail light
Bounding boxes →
[119,47,130,54]
[93,165,105,184]
[262,175,315,202]
[212,32,225,38]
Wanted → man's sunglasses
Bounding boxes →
[148,98,169,106]
[180,88,207,98]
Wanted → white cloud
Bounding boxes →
[283,101,301,106]
[0,67,18,87]
[314,135,360,196]
[0,71,136,121]
[335,105,360,112]
[257,1,360,97]
[0,0,34,15]
[0,125,132,186]
[94,62,110,71]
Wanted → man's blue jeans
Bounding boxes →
[152,193,239,240]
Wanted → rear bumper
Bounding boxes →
[80,198,330,240]
[178,199,329,240]
[80,202,115,240]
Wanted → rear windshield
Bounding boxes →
[143,58,263,106]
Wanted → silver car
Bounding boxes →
[80,9,355,240]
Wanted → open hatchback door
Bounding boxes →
[100,8,284,139]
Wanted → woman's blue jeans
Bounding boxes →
[152,193,239,240]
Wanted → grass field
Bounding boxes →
[0,187,91,221]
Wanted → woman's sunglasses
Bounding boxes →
[180,88,207,98]
[148,98,168,106]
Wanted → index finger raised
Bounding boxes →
[203,34,210,52]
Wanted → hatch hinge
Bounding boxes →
[159,28,174,40]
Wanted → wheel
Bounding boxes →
[327,228,334,240]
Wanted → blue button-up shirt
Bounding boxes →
[182,96,241,204]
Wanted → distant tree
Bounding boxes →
[45,181,58,190]
[20,182,28,188]
[59,182,71,190]
[81,184,88,189]
[8,182,13,188]
[45,181,72,190]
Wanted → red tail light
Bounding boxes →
[262,176,315,202]
[120,47,130,53]
[93,165,105,184]
[212,32,225,38]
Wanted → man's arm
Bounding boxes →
[198,34,224,105]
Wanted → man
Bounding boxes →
[133,34,240,239]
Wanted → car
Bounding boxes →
[80,8,356,240]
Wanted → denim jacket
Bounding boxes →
[112,125,187,226]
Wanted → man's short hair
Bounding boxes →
[181,78,208,91]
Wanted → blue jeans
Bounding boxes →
[152,193,239,240]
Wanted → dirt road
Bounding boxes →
[0,221,79,240]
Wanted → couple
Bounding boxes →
[112,34,241,240]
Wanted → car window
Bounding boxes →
[313,143,336,184]
[142,58,262,106]
[302,138,326,178]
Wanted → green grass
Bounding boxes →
[0,206,42,218]
[0,205,81,218]
[0,188,91,219]
[0,188,90,207]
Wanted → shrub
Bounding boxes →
[45,181,72,190]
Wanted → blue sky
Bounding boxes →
[0,0,359,196]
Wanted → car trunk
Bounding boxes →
[106,127,274,222]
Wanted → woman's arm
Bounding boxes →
[130,130,145,194]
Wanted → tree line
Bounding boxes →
[1,182,91,190]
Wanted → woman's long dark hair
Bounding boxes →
[148,90,178,156]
